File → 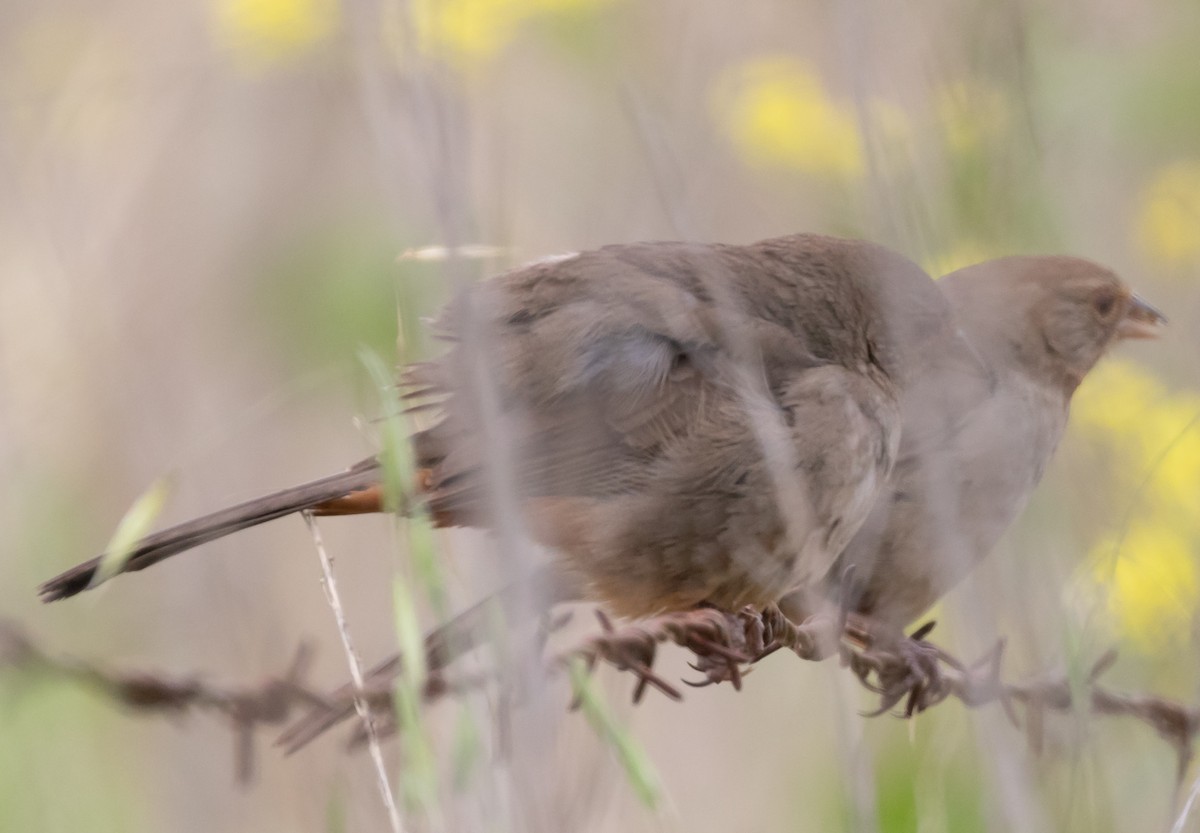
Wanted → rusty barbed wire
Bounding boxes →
[280,604,1200,782]
[6,609,1200,783]
[0,620,329,783]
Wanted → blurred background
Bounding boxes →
[2,0,1199,830]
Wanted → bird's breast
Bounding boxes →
[951,371,1068,560]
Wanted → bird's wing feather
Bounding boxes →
[406,244,825,524]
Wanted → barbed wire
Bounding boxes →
[5,606,1198,785]
[282,604,1200,784]
[0,620,325,783]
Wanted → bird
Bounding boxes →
[269,249,1165,752]
[39,233,965,617]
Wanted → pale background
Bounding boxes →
[2,1,1199,831]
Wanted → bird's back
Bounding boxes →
[410,234,946,616]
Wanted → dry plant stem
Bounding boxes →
[276,567,575,753]
[302,512,404,833]
[1171,772,1200,833]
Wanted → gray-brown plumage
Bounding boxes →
[271,251,1164,756]
[798,254,1165,629]
[40,233,960,614]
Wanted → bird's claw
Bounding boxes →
[682,606,764,689]
[845,620,951,717]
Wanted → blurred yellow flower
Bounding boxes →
[935,81,1012,156]
[1073,359,1166,445]
[1143,399,1200,507]
[1135,160,1200,268]
[406,0,612,65]
[1073,359,1200,651]
[1090,524,1198,651]
[214,0,337,69]
[1074,360,1200,501]
[714,57,909,178]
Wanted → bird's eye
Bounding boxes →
[1093,293,1117,317]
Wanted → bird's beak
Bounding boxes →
[1117,294,1167,340]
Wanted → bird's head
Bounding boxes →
[938,255,1165,393]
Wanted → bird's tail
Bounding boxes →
[39,458,384,602]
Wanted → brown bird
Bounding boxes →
[273,250,1165,752]
[40,234,961,616]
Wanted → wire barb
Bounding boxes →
[0,619,320,785]
[8,604,1200,789]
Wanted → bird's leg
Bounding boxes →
[767,610,843,661]
[842,616,951,716]
[685,600,849,689]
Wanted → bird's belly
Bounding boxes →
[541,498,805,619]
[951,381,1066,561]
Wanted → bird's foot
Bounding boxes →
[844,619,952,716]
[683,606,765,689]
[684,601,845,686]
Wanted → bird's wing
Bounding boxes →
[405,242,903,609]
[405,245,802,521]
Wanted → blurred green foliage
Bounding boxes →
[250,221,445,373]
[0,676,143,832]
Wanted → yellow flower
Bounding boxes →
[408,0,520,62]
[404,0,613,66]
[1135,160,1200,268]
[1073,360,1166,444]
[714,57,893,178]
[1074,360,1200,503]
[214,0,338,70]
[1090,523,1198,651]
[1072,360,1200,651]
[1140,396,1200,508]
